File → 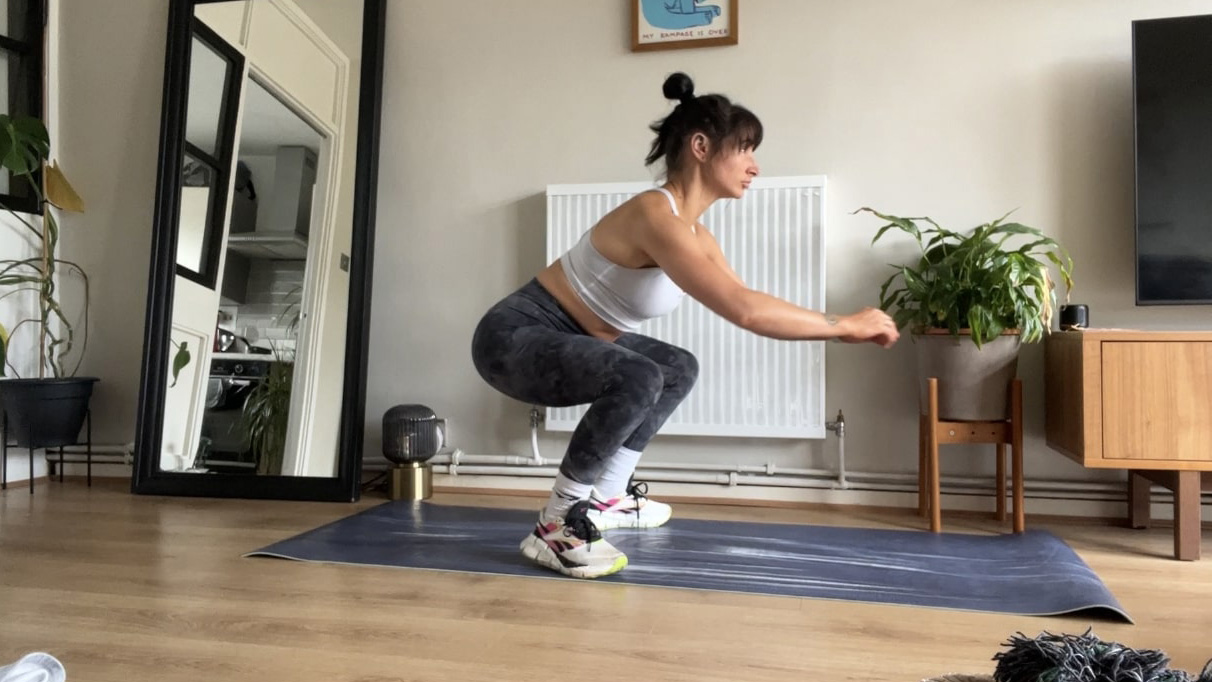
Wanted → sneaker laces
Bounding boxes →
[625,480,649,502]
[562,500,602,545]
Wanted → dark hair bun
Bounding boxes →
[662,72,695,104]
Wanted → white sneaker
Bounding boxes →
[586,481,672,530]
[519,500,628,579]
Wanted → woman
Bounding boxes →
[471,72,899,579]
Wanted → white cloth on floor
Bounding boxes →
[0,653,66,682]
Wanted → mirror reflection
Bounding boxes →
[176,30,233,284]
[160,0,363,478]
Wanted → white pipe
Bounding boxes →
[42,453,126,464]
[432,450,1119,494]
[434,452,832,476]
[837,425,847,488]
[825,409,847,488]
[57,443,133,455]
[439,465,555,478]
[432,456,1129,495]
[531,422,544,464]
[431,464,1136,500]
[442,453,548,467]
[431,405,1127,496]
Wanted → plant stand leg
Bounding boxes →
[27,423,34,495]
[995,442,1006,522]
[2,412,7,491]
[928,378,942,533]
[1011,378,1024,533]
[86,409,92,487]
[918,412,928,518]
[59,446,64,482]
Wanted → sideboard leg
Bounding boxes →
[1128,470,1152,529]
[1174,470,1201,561]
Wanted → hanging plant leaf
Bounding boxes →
[0,114,49,176]
[45,161,85,212]
[170,341,190,388]
[0,321,8,377]
[0,112,89,380]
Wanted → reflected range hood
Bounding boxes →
[227,146,317,260]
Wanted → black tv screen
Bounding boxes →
[1134,14,1212,305]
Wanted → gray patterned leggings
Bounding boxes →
[471,279,699,484]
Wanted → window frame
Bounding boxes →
[0,0,46,216]
[173,17,244,290]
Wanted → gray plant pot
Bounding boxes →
[913,331,1020,421]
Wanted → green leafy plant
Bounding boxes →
[277,284,302,334]
[243,359,292,475]
[860,207,1074,347]
[240,284,302,474]
[0,114,87,378]
[0,114,191,382]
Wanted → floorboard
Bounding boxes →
[2,478,1209,681]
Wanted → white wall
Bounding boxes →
[2,0,164,482]
[368,0,1212,500]
[54,0,168,448]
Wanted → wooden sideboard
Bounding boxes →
[1044,329,1212,560]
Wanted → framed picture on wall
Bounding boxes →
[631,0,738,52]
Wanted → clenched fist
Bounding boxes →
[838,308,900,348]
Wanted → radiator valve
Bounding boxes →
[825,409,845,437]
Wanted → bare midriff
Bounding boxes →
[535,261,623,343]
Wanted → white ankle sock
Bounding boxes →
[593,446,644,500]
[543,473,594,521]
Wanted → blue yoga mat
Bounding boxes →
[246,501,1130,622]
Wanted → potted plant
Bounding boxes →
[241,286,300,475]
[0,114,96,450]
[0,114,192,454]
[860,207,1074,421]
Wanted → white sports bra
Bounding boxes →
[559,187,688,333]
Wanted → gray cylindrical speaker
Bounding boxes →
[382,404,444,464]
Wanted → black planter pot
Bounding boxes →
[0,377,99,448]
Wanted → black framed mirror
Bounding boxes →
[133,0,384,501]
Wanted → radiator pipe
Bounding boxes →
[419,409,1130,497]
[441,405,852,483]
[825,408,846,488]
[433,444,1123,495]
[57,443,133,454]
[529,406,545,464]
[431,464,1131,500]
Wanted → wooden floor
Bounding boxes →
[2,478,1211,682]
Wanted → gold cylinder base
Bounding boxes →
[389,462,433,501]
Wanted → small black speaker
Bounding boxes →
[1060,304,1089,330]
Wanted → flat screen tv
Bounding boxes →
[1133,13,1212,305]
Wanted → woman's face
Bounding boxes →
[707,141,760,199]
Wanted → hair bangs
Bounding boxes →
[729,106,763,152]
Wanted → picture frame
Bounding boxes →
[631,0,738,52]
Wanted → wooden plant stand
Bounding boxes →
[918,377,1024,533]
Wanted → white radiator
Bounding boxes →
[544,176,828,439]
